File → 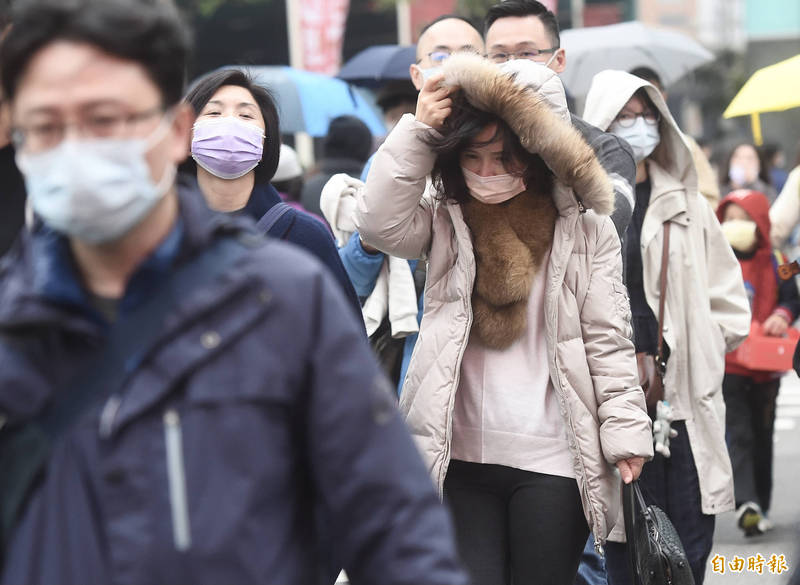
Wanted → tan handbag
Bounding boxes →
[637,222,670,419]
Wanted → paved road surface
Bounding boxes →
[706,371,800,584]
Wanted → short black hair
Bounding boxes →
[324,115,372,163]
[375,80,418,113]
[484,0,560,47]
[630,66,663,92]
[1,0,191,105]
[424,90,552,205]
[184,69,281,184]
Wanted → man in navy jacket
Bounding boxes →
[0,1,467,584]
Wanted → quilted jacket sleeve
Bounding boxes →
[579,216,654,464]
[355,114,435,261]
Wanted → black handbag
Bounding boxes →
[622,480,695,585]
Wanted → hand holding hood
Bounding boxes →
[439,53,614,216]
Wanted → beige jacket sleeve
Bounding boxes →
[580,217,654,464]
[355,114,436,260]
[700,198,751,351]
[769,166,800,249]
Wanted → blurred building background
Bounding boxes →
[178,0,800,167]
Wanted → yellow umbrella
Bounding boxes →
[723,54,800,145]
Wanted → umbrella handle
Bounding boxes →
[751,113,763,146]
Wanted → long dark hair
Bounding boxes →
[721,142,772,187]
[183,69,281,184]
[424,91,552,204]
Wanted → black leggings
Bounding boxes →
[444,460,589,585]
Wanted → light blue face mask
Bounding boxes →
[16,116,175,244]
[420,66,443,81]
[608,116,660,163]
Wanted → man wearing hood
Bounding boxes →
[717,189,799,538]
[582,70,751,585]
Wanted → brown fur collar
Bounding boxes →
[463,188,557,349]
[442,53,614,216]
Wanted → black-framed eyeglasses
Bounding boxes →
[488,47,558,64]
[613,110,660,128]
[12,105,165,153]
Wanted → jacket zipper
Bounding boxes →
[164,409,191,551]
[548,215,605,555]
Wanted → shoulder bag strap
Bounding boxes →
[256,202,293,235]
[656,222,670,375]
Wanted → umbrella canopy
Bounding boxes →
[724,54,800,118]
[337,45,416,88]
[722,54,800,146]
[559,21,714,96]
[230,65,386,137]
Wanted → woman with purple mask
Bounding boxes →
[183,70,361,318]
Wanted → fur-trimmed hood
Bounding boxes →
[440,53,614,216]
[582,70,698,195]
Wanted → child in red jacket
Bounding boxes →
[718,189,800,537]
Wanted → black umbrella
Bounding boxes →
[337,45,416,88]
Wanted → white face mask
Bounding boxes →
[728,164,757,186]
[462,166,526,204]
[16,115,175,244]
[609,116,660,163]
[722,218,758,252]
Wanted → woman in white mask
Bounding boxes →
[721,143,777,204]
[355,54,653,585]
[583,70,751,585]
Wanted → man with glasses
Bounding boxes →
[410,15,485,92]
[485,0,636,240]
[0,1,469,583]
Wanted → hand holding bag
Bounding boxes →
[637,222,670,418]
[622,480,694,585]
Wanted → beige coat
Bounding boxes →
[584,71,751,523]
[356,55,654,545]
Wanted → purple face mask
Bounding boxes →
[191,116,265,179]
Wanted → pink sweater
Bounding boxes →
[451,251,575,478]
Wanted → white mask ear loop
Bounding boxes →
[144,109,178,195]
[542,51,557,68]
[144,108,176,150]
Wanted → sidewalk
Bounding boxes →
[705,371,800,584]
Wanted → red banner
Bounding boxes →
[300,0,350,75]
